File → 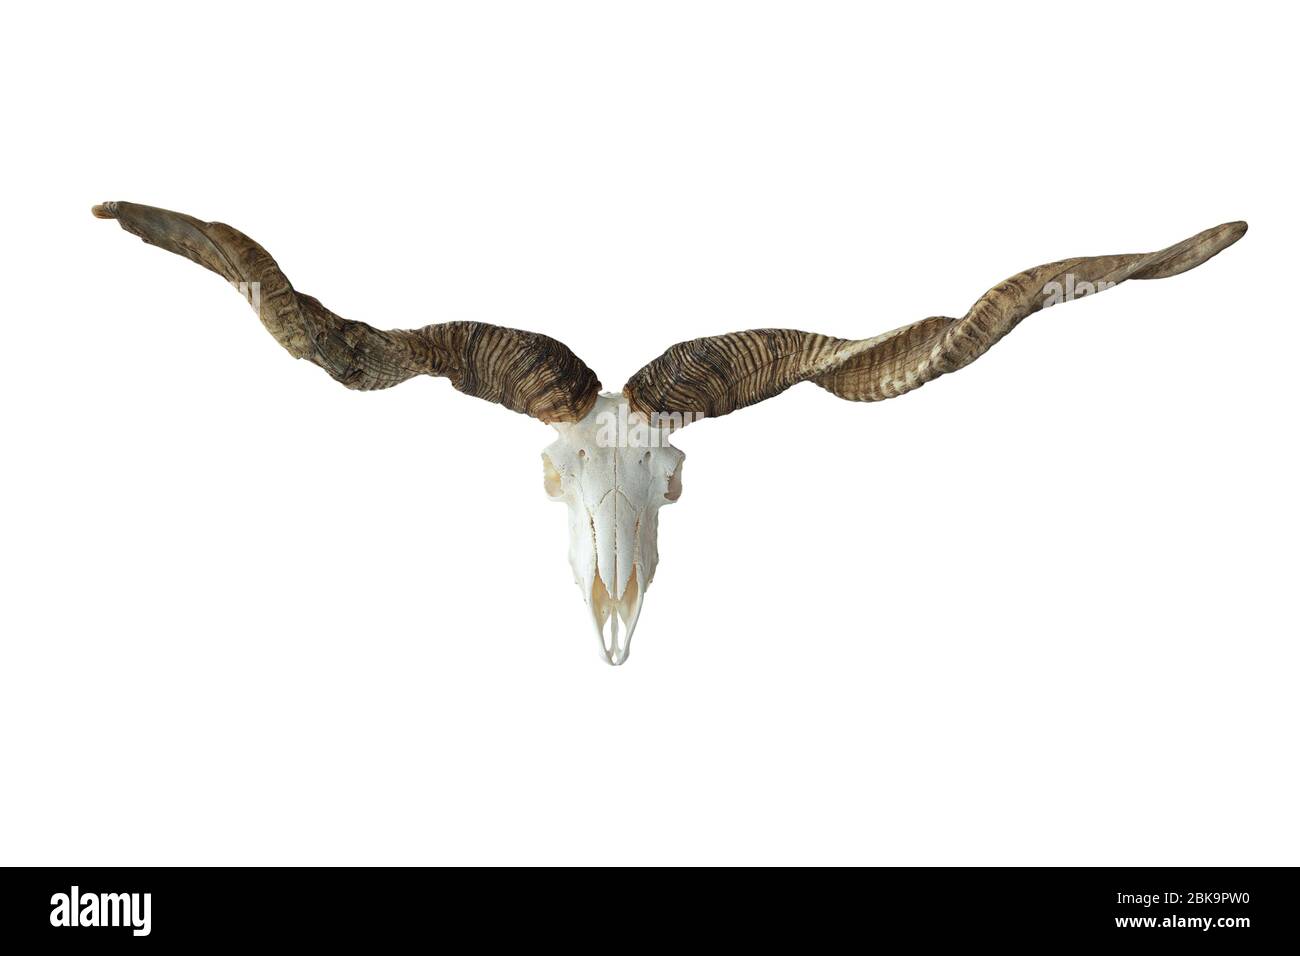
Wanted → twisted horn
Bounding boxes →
[623,221,1247,424]
[92,201,601,423]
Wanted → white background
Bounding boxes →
[2,2,1295,865]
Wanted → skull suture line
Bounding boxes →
[93,202,1246,664]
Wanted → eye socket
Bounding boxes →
[665,466,682,502]
[577,448,587,460]
[542,454,564,499]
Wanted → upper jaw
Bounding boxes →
[588,565,645,665]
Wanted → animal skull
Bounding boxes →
[92,201,1246,664]
[542,394,684,664]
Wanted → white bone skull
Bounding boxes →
[542,394,683,665]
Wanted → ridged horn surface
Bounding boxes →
[92,201,601,423]
[623,221,1247,424]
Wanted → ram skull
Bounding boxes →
[93,201,1246,664]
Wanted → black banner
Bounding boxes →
[1,867,1293,946]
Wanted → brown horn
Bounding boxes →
[623,221,1246,424]
[92,201,601,423]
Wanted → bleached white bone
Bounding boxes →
[542,394,684,665]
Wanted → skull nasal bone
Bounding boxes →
[593,491,639,602]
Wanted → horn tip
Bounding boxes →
[1211,220,1248,249]
[1211,220,1249,257]
[90,202,119,220]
